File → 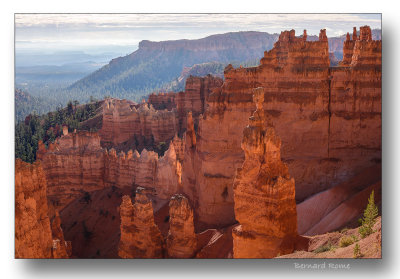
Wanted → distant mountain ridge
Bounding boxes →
[69,29,381,102]
[68,31,280,100]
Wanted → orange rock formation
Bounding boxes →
[166,194,197,258]
[100,99,178,150]
[40,130,182,209]
[118,187,163,258]
[15,159,70,258]
[182,26,381,229]
[51,211,71,258]
[232,88,298,258]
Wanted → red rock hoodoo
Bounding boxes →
[118,187,163,258]
[166,194,197,258]
[40,130,182,210]
[232,88,298,258]
[182,26,381,229]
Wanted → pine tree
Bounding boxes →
[353,243,362,258]
[358,190,379,238]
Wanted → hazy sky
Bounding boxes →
[15,14,381,54]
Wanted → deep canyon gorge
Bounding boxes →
[15,25,381,259]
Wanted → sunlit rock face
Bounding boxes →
[118,188,163,258]
[15,159,53,258]
[182,26,381,229]
[232,88,298,258]
[166,194,197,258]
[39,130,181,210]
[15,159,71,258]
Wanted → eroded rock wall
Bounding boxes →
[15,159,70,258]
[183,26,381,229]
[40,130,181,210]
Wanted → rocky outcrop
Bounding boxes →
[15,159,70,258]
[40,130,182,209]
[182,26,381,229]
[148,92,176,111]
[118,188,163,258]
[155,145,182,199]
[232,88,298,258]
[100,99,178,150]
[148,75,223,135]
[40,131,105,209]
[51,211,71,258]
[166,194,197,258]
[15,159,53,258]
[175,75,223,132]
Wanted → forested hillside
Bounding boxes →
[15,99,102,163]
[68,31,279,100]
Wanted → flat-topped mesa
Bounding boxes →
[259,29,329,69]
[166,194,197,258]
[232,88,298,258]
[340,25,381,67]
[118,188,163,258]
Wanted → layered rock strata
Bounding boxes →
[118,188,163,258]
[40,130,181,209]
[51,211,71,258]
[15,159,70,258]
[166,194,197,258]
[15,159,53,258]
[182,26,381,229]
[100,99,178,150]
[232,88,298,258]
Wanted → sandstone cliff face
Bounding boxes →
[148,75,223,135]
[182,26,381,229]
[15,159,70,258]
[175,75,223,132]
[51,211,71,258]
[232,88,298,258]
[118,188,163,258]
[41,131,105,209]
[100,99,178,150]
[155,144,182,199]
[166,194,197,258]
[40,130,182,209]
[15,159,53,258]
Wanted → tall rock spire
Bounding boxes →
[232,87,298,258]
[166,194,197,258]
[118,187,163,258]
